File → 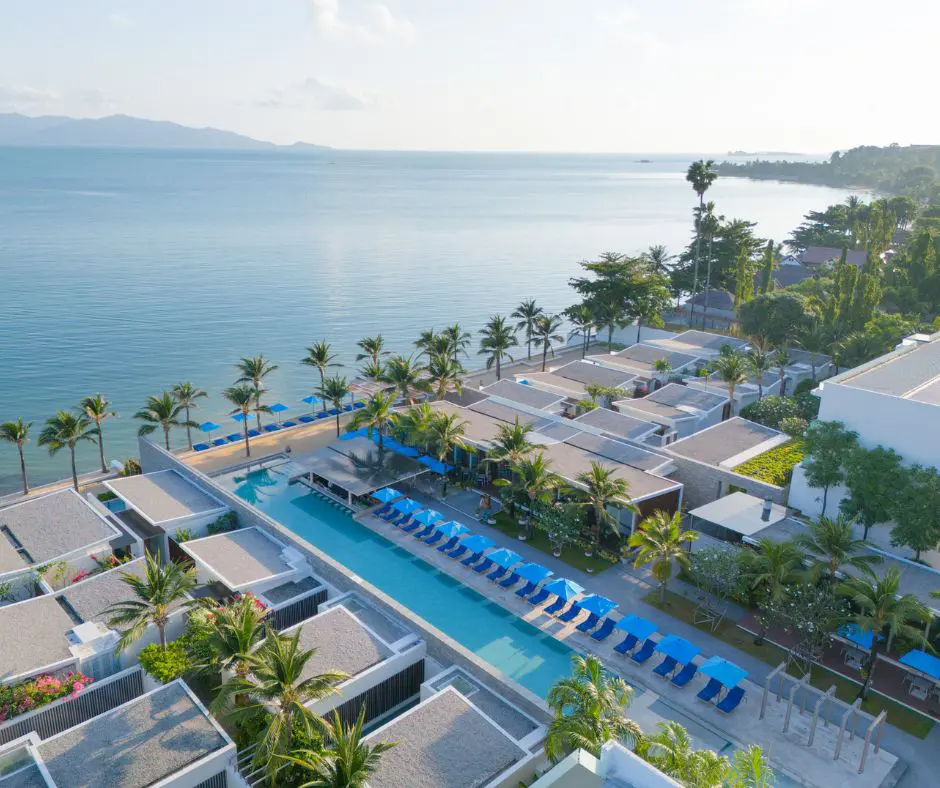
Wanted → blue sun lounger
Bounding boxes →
[671,663,698,687]
[414,524,437,539]
[527,588,552,606]
[316,412,329,420]
[631,639,657,664]
[193,443,210,452]
[545,598,570,617]
[516,581,538,597]
[401,519,422,533]
[447,544,471,560]
[488,566,508,582]
[499,571,521,588]
[353,401,365,409]
[717,686,745,714]
[473,557,495,574]
[653,656,679,679]
[212,438,227,447]
[226,433,241,442]
[576,612,600,633]
[614,633,638,655]
[556,603,583,622]
[590,618,617,641]
[247,429,261,438]
[328,408,340,416]
[343,404,354,412]
[393,513,414,528]
[437,536,461,552]
[380,509,400,522]
[299,415,315,423]
[424,531,445,545]
[263,424,281,433]
[460,551,484,566]
[282,420,297,427]
[374,503,393,517]
[697,678,723,703]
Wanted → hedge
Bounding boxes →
[732,439,805,486]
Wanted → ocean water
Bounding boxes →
[0,148,853,492]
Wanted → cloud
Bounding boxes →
[309,0,345,36]
[256,77,375,111]
[107,12,135,28]
[596,6,664,54]
[80,88,121,112]
[366,3,414,42]
[0,84,59,111]
[307,0,413,42]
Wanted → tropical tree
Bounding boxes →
[840,446,906,539]
[355,335,388,369]
[839,568,928,699]
[79,394,118,473]
[39,410,98,490]
[391,403,435,452]
[478,314,517,380]
[135,392,191,452]
[727,745,776,788]
[795,515,883,583]
[713,352,749,408]
[797,320,828,382]
[224,384,263,458]
[171,382,207,450]
[198,594,268,685]
[739,538,803,643]
[576,462,635,550]
[511,298,545,360]
[685,159,719,317]
[301,343,340,414]
[441,323,472,363]
[533,314,564,372]
[638,720,729,788]
[426,352,464,400]
[427,411,468,496]
[745,348,774,400]
[104,552,198,651]
[803,420,858,513]
[564,303,595,358]
[0,419,32,494]
[413,329,437,358]
[498,452,560,528]
[544,654,640,764]
[481,418,534,485]
[772,347,792,395]
[652,357,672,386]
[359,360,385,381]
[628,510,697,603]
[236,355,279,429]
[320,376,351,437]
[380,355,429,405]
[643,244,673,275]
[347,392,396,448]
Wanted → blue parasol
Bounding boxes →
[270,403,288,424]
[434,521,470,539]
[699,656,748,688]
[392,498,421,515]
[372,488,402,503]
[199,421,221,434]
[458,535,494,554]
[232,413,250,423]
[899,649,940,679]
[578,594,618,617]
[302,395,320,406]
[418,456,454,474]
[655,635,700,664]
[487,548,523,569]
[543,578,584,601]
[838,624,880,651]
[413,509,444,526]
[515,563,553,584]
[614,615,658,640]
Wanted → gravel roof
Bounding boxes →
[0,596,75,681]
[364,688,528,788]
[553,360,636,388]
[468,399,545,427]
[614,344,700,371]
[518,372,586,398]
[0,490,118,570]
[431,401,505,445]
[666,418,784,466]
[37,682,228,788]
[574,407,659,441]
[426,671,540,739]
[183,528,291,589]
[59,558,149,623]
[543,442,677,500]
[106,471,223,524]
[482,379,566,410]
[647,383,727,411]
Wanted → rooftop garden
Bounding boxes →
[732,438,805,487]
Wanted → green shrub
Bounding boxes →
[174,528,195,543]
[97,491,118,502]
[179,608,216,667]
[779,416,808,438]
[733,439,805,486]
[794,379,816,395]
[740,393,818,428]
[207,511,238,536]
[120,459,142,477]
[139,642,191,684]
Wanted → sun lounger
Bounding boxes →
[671,663,698,687]
[212,438,227,447]
[590,618,617,642]
[556,603,583,622]
[328,408,340,416]
[353,401,365,409]
[343,404,354,412]
[488,566,508,582]
[193,443,210,452]
[414,524,437,539]
[226,433,241,442]
[374,504,393,516]
[247,429,261,438]
[437,536,461,552]
[263,424,281,433]
[316,412,329,420]
[631,639,657,664]
[473,557,495,574]
[401,520,422,533]
[516,581,538,597]
[461,551,484,566]
[392,514,413,528]
[576,613,600,633]
[299,415,315,423]
[499,571,521,588]
[545,598,570,616]
[380,509,400,522]
[717,686,745,714]
[424,531,445,545]
[653,655,679,678]
[282,420,296,427]
[447,545,471,560]
[527,588,552,606]
[614,633,638,655]
[696,678,722,703]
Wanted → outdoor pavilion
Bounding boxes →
[687,491,788,544]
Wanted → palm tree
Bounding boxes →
[426,352,464,400]
[0,419,32,494]
[498,452,560,529]
[478,314,517,380]
[685,159,718,319]
[380,355,429,405]
[740,538,803,643]
[427,411,468,496]
[652,357,672,387]
[223,385,262,457]
[795,515,883,583]
[214,631,349,779]
[172,382,207,450]
[638,720,729,788]
[355,335,388,369]
[441,323,471,363]
[576,462,635,550]
[643,244,673,275]
[359,359,385,381]
[565,304,595,359]
[481,417,534,487]
[199,594,267,686]
[104,552,198,651]
[301,343,340,414]
[745,348,774,400]
[544,654,640,764]
[79,394,117,473]
[347,392,396,448]
[797,320,827,382]
[393,403,435,453]
[628,510,697,603]
[236,355,279,429]
[839,568,928,699]
[728,745,776,788]
[773,348,792,395]
[135,393,190,452]
[320,375,351,436]
[511,298,545,361]
[281,707,396,788]
[38,410,98,490]
[414,328,437,358]
[533,314,564,372]
[713,352,749,410]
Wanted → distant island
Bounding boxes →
[0,113,330,151]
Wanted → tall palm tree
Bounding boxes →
[441,323,471,363]
[685,159,718,319]
[0,419,32,494]
[628,510,697,603]
[484,418,534,467]
[797,320,827,382]
[38,410,98,490]
[544,654,641,764]
[393,403,435,453]
[380,355,429,405]
[773,348,792,395]
[320,375,351,436]
[511,298,544,361]
[347,392,396,448]
[427,411,468,496]
[172,382,207,450]
[79,394,117,473]
[565,304,594,359]
[135,392,190,452]
[839,568,928,699]
[576,462,635,550]
[745,348,774,400]
[104,552,198,651]
[301,343,340,414]
[414,328,437,358]
[498,452,559,526]
[236,355,279,429]
[426,352,464,400]
[359,359,385,382]
[739,538,803,643]
[795,515,883,583]
[728,745,776,788]
[638,721,729,788]
[224,384,263,457]
[713,352,749,409]
[478,314,517,381]
[282,707,396,788]
[355,335,388,369]
[199,594,267,686]
[533,314,564,372]
[643,244,673,275]
[214,631,349,779]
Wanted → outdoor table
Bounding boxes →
[908,678,931,701]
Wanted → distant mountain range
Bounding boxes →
[0,113,330,150]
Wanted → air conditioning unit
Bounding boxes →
[67,622,120,680]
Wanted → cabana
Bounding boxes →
[899,649,940,701]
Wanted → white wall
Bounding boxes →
[787,465,847,519]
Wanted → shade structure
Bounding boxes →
[699,656,748,688]
[515,563,553,584]
[374,436,421,458]
[391,498,421,515]
[459,535,494,554]
[199,421,221,433]
[413,509,444,526]
[232,413,250,423]
[655,635,700,665]
[839,623,880,650]
[614,615,658,641]
[341,427,369,441]
[372,488,402,503]
[302,395,321,405]
[543,578,585,602]
[578,594,618,618]
[487,548,523,569]
[899,649,940,679]
[434,521,469,539]
[418,455,454,474]
[270,403,289,413]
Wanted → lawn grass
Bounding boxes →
[642,588,934,739]
[491,512,618,574]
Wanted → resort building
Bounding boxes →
[643,330,748,360]
[531,740,683,788]
[480,379,568,414]
[515,361,638,413]
[587,344,700,385]
[0,489,123,599]
[572,407,662,445]
[799,246,867,267]
[673,289,737,331]
[615,382,730,441]
[682,373,782,414]
[362,666,546,788]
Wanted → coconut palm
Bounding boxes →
[104,552,199,651]
[638,720,729,788]
[300,343,340,414]
[565,304,595,359]
[0,419,32,494]
[38,410,98,490]
[236,355,279,428]
[652,357,672,386]
[643,244,673,275]
[428,411,468,496]
[685,159,718,317]
[839,568,928,699]
[413,329,437,358]
[426,352,464,400]
[478,314,517,380]
[713,352,749,409]
[576,462,635,550]
[355,335,388,369]
[359,360,385,381]
[171,382,207,450]
[347,391,396,448]
[380,354,429,405]
[224,384,265,457]
[199,594,267,685]
[628,510,697,602]
[544,654,640,764]
[441,323,471,363]
[213,631,349,779]
[739,538,803,643]
[392,402,435,453]
[79,394,117,473]
[281,707,396,788]
[135,393,191,452]
[797,320,827,382]
[773,348,792,395]
[795,514,883,583]
[498,452,560,528]
[728,745,776,788]
[745,348,774,400]
[533,314,564,372]
[319,376,351,437]
[511,298,545,361]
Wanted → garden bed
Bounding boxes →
[490,512,618,574]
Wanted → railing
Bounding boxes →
[194,772,227,788]
[268,587,328,632]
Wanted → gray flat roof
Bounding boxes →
[618,397,695,422]
[666,330,748,351]
[300,438,427,496]
[574,407,659,441]
[426,670,540,740]
[666,418,784,466]
[614,344,699,371]
[469,399,546,427]
[533,421,584,443]
[565,432,667,472]
[0,490,118,572]
[543,442,677,500]
[106,471,223,525]
[59,558,150,623]
[647,382,727,411]
[0,596,75,681]
[263,576,320,605]
[183,528,291,589]
[785,348,831,367]
[840,338,940,400]
[37,682,228,788]
[518,372,586,398]
[364,688,529,788]
[431,401,506,445]
[552,360,636,388]
[482,379,566,410]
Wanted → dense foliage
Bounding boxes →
[739,394,818,429]
[733,439,805,486]
[139,641,192,684]
[0,673,92,724]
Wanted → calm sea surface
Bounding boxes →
[0,148,853,492]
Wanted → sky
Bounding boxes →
[0,0,936,153]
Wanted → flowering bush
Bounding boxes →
[0,673,92,723]
[70,569,91,584]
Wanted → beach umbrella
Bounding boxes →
[578,594,618,618]
[515,563,553,585]
[655,635,700,664]
[413,509,444,526]
[458,535,494,554]
[372,488,402,503]
[487,548,523,569]
[699,656,748,688]
[199,421,220,438]
[838,623,880,651]
[543,578,584,602]
[302,395,320,411]
[392,498,421,515]
[270,402,289,424]
[434,521,470,539]
[614,614,658,641]
[232,413,250,423]
[899,649,940,679]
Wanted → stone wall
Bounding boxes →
[665,453,785,509]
